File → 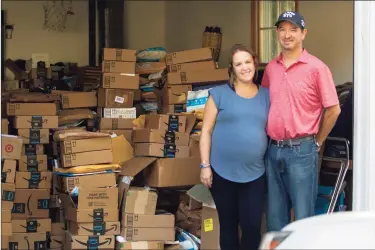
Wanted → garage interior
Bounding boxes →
[1,0,354,249]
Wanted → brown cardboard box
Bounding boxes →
[66,232,115,249]
[2,159,16,184]
[120,227,175,241]
[61,91,97,109]
[116,241,164,250]
[18,154,48,172]
[58,173,117,192]
[51,222,65,236]
[15,172,52,189]
[60,137,112,154]
[7,103,57,116]
[98,88,134,108]
[144,114,188,133]
[162,104,187,114]
[102,61,136,74]
[165,48,213,65]
[59,191,119,222]
[2,209,12,223]
[2,183,16,210]
[167,60,216,73]
[99,118,134,130]
[61,149,113,168]
[49,235,64,249]
[2,118,9,134]
[14,115,59,129]
[1,223,12,236]
[122,213,175,228]
[11,218,51,233]
[133,129,190,146]
[64,187,118,209]
[99,129,133,143]
[68,221,120,235]
[201,206,220,250]
[2,80,20,91]
[1,236,9,250]
[136,61,166,74]
[163,85,192,105]
[11,189,50,219]
[134,143,190,158]
[166,68,229,85]
[1,135,23,160]
[101,72,140,90]
[18,129,50,144]
[22,144,44,155]
[103,48,137,62]
[99,107,137,119]
[145,157,201,187]
[189,134,201,158]
[8,232,47,249]
[124,187,157,215]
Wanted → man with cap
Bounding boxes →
[261,11,341,231]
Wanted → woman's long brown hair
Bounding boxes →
[228,44,259,87]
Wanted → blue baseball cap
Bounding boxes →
[275,11,306,29]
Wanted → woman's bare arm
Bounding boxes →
[200,96,218,165]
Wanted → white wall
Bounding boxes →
[300,1,354,85]
[2,1,89,79]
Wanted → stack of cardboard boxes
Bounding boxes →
[54,131,122,250]
[1,135,23,249]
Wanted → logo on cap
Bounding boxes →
[283,11,295,18]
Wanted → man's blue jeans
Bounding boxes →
[265,138,319,231]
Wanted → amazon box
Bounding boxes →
[58,188,119,223]
[61,149,113,168]
[1,135,23,160]
[11,218,51,233]
[165,68,229,85]
[165,48,213,65]
[2,159,16,184]
[121,213,174,228]
[49,235,64,249]
[18,154,48,172]
[123,187,157,215]
[167,60,216,73]
[7,103,57,116]
[14,115,58,129]
[57,173,117,192]
[120,227,175,241]
[17,129,50,144]
[15,172,52,189]
[97,88,134,108]
[60,136,112,155]
[163,85,192,105]
[11,189,50,219]
[66,232,115,249]
[101,73,139,90]
[2,183,16,210]
[68,221,120,235]
[99,118,134,130]
[2,209,12,223]
[102,61,136,74]
[116,240,164,250]
[22,144,45,155]
[133,129,190,146]
[1,223,12,236]
[8,233,47,250]
[103,48,137,62]
[61,91,97,109]
[51,222,65,236]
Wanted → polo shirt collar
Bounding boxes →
[276,48,309,64]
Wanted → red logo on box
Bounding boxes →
[5,144,13,153]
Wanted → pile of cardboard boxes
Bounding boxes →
[1,46,234,249]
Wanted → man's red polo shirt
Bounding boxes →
[261,49,339,140]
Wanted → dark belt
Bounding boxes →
[271,135,315,147]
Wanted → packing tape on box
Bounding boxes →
[134,190,148,215]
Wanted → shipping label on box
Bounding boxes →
[2,183,16,210]
[14,115,59,129]
[8,232,47,249]
[102,61,136,74]
[7,103,57,116]
[15,172,52,189]
[103,48,137,62]
[11,218,51,233]
[18,154,48,172]
[11,189,50,219]
[1,135,23,160]
[100,107,137,119]
[98,88,134,108]
[2,159,16,184]
[18,129,50,144]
